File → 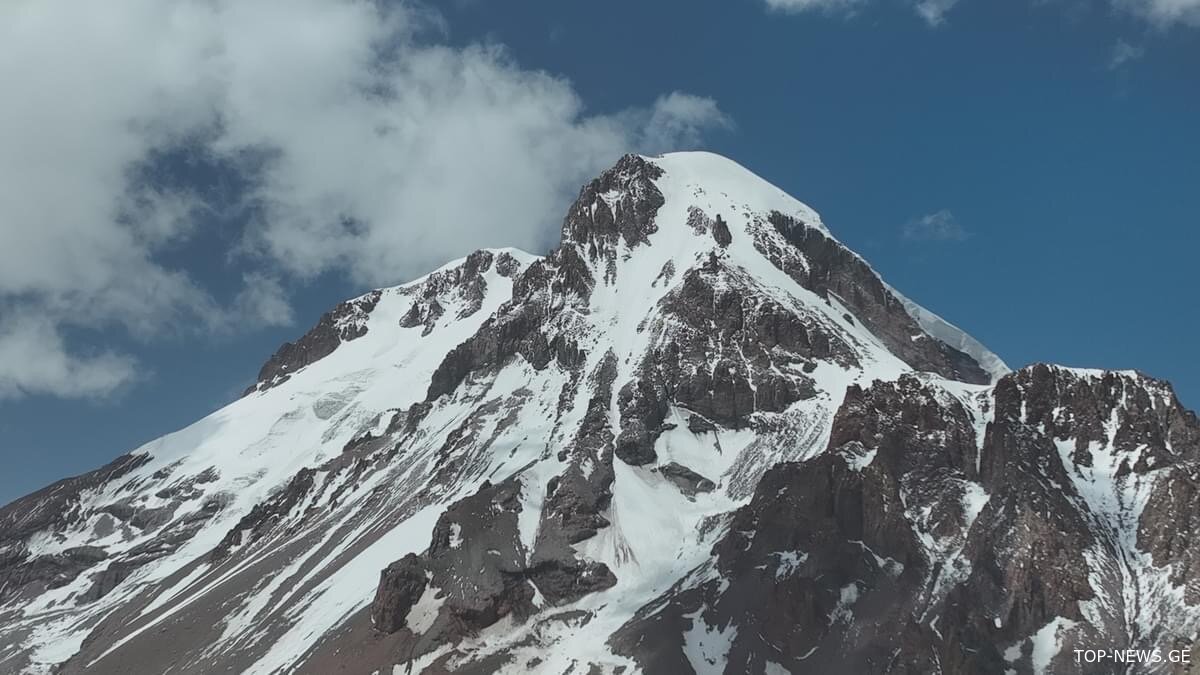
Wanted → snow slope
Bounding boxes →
[1,152,1191,675]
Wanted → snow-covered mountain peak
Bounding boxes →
[1,153,1195,675]
[648,151,829,235]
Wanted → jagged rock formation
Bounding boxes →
[0,152,1194,675]
[656,462,716,498]
[609,368,1200,674]
[246,290,383,395]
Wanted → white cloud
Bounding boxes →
[914,0,960,26]
[764,0,950,21]
[0,0,729,400]
[0,316,139,400]
[903,210,969,241]
[763,0,1200,27]
[1116,0,1200,26]
[228,274,295,332]
[229,41,729,285]
[762,0,864,15]
[637,92,735,152]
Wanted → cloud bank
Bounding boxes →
[0,0,729,400]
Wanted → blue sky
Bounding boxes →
[0,0,1197,504]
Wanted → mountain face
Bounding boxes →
[0,152,1196,675]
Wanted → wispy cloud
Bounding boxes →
[762,0,864,15]
[903,210,969,242]
[1116,0,1200,27]
[762,0,1200,29]
[915,0,960,26]
[1109,39,1146,69]
[761,0,960,24]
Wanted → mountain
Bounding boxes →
[1,152,1197,675]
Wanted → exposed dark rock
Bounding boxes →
[685,206,712,235]
[0,546,110,605]
[613,369,1200,674]
[758,210,990,385]
[64,546,109,564]
[996,365,1200,603]
[561,153,665,254]
[98,502,177,531]
[687,415,716,434]
[614,364,670,466]
[210,468,317,563]
[526,354,620,606]
[79,559,136,604]
[152,467,219,502]
[995,363,1196,462]
[96,502,135,522]
[424,249,590,404]
[652,260,676,287]
[398,296,444,336]
[539,353,618,545]
[245,290,382,395]
[0,453,148,541]
[399,249,502,336]
[369,476,541,656]
[656,462,715,497]
[1142,463,1200,604]
[642,262,838,429]
[712,214,732,247]
[0,454,148,605]
[612,377,956,672]
[80,505,223,605]
[371,554,428,633]
[419,159,663,408]
[525,557,617,607]
[494,251,522,277]
[369,353,624,664]
[17,153,1200,675]
[609,585,705,675]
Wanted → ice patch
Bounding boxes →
[1003,617,1077,674]
[961,481,990,529]
[682,611,737,674]
[841,441,877,472]
[405,580,443,634]
[773,550,808,580]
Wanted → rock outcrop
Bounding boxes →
[6,152,1193,675]
[245,290,382,395]
[611,368,1200,674]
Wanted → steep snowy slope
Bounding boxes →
[0,152,1195,675]
[0,247,536,674]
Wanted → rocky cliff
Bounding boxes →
[0,152,1193,675]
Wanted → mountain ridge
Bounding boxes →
[0,152,1196,675]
